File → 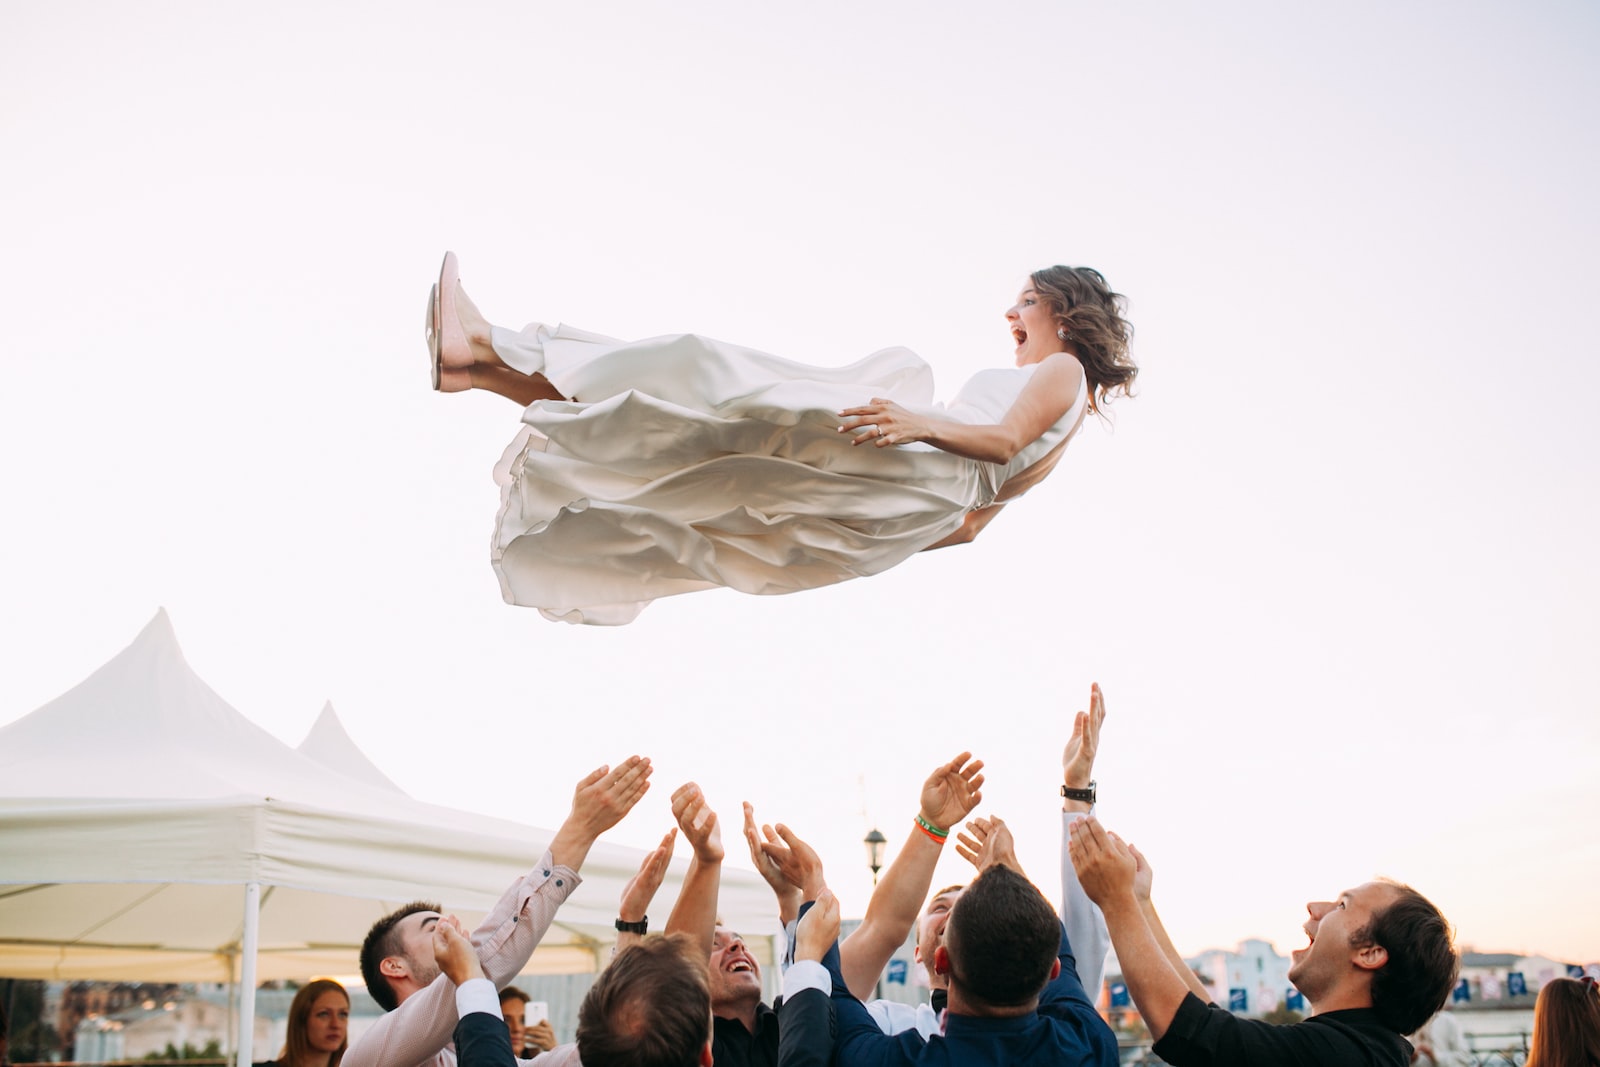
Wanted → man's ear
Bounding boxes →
[699,1039,713,1066]
[1352,942,1389,972]
[1050,959,1062,981]
[913,944,924,965]
[933,946,951,976]
[381,955,407,978]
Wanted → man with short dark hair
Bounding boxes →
[756,686,1113,1041]
[434,922,713,1067]
[361,901,442,1012]
[786,820,1118,1066]
[1069,816,1460,1067]
[574,933,713,1067]
[343,756,653,1067]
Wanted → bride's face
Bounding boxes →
[1005,284,1063,366]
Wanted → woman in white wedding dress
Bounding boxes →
[425,254,1136,624]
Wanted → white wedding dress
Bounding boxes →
[487,323,1088,624]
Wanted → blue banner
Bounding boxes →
[1452,977,1471,1003]
[1285,989,1305,1012]
[1569,965,1587,979]
[1110,982,1130,1008]
[1508,972,1527,997]
[886,959,908,985]
[1229,989,1248,1013]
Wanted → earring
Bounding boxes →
[1057,328,1069,340]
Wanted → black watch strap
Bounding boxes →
[1060,780,1096,804]
[614,916,649,934]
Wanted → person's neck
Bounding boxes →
[1308,980,1375,1017]
[293,1052,334,1067]
[946,984,1037,1019]
[714,995,761,1034]
[391,978,424,1009]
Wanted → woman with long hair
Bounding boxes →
[256,980,349,1067]
[426,254,1136,624]
[1526,976,1600,1067]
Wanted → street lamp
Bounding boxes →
[864,828,887,885]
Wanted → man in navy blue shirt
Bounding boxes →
[785,819,1118,1067]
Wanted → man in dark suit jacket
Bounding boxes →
[781,823,1118,1067]
[433,918,715,1067]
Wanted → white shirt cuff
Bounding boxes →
[454,977,503,1020]
[783,959,831,1000]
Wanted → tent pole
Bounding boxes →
[236,882,261,1067]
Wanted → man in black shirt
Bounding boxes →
[1069,817,1458,1067]
[708,924,780,1067]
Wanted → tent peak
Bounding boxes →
[0,611,304,793]
[298,701,408,795]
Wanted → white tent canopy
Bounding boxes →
[0,611,777,987]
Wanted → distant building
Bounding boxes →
[1454,951,1586,1006]
[1185,938,1298,1018]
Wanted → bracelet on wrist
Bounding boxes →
[614,916,649,934]
[914,813,949,841]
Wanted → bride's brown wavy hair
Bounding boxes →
[1031,266,1136,412]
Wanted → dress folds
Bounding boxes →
[488,324,1084,624]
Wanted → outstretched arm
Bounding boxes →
[1060,684,1113,998]
[839,352,1083,462]
[1069,816,1193,1041]
[432,921,516,1067]
[615,828,677,955]
[778,889,842,1067]
[838,752,984,1000]
[1128,841,1209,1002]
[665,782,724,958]
[547,755,654,872]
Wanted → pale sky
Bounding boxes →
[3,0,1597,967]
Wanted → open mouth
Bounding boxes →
[726,959,755,974]
[1011,326,1027,346]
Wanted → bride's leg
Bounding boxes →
[454,284,567,406]
[469,363,566,406]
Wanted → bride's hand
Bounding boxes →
[838,398,928,447]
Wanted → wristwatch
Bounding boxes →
[614,917,649,934]
[1060,780,1096,804]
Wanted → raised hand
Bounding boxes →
[796,888,841,963]
[574,755,654,837]
[1063,684,1106,795]
[550,755,654,870]
[1129,841,1154,903]
[1066,815,1138,907]
[671,782,725,864]
[920,752,985,835]
[759,823,827,900]
[620,827,677,923]
[431,915,483,986]
[744,802,802,918]
[954,815,1024,876]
